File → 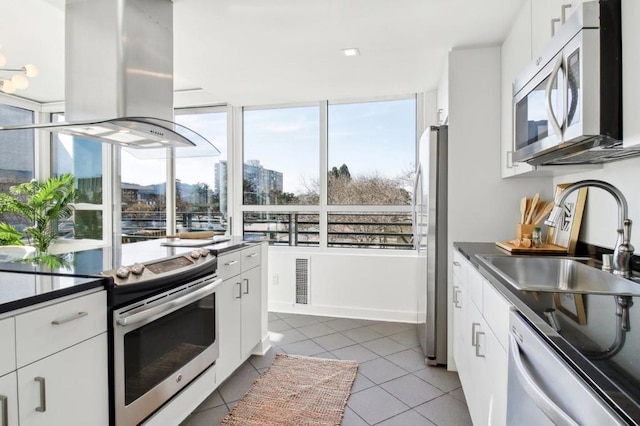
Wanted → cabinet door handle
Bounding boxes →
[246,252,258,258]
[471,322,480,346]
[51,311,88,325]
[236,282,242,299]
[224,260,238,266]
[243,278,249,295]
[35,377,46,412]
[560,4,572,24]
[550,17,561,36]
[475,332,486,358]
[452,286,459,304]
[1,395,7,426]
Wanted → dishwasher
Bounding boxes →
[507,310,628,425]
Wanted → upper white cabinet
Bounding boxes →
[501,0,535,178]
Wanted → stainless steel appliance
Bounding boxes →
[0,0,219,152]
[507,310,626,425]
[103,248,221,426]
[415,125,448,365]
[512,0,640,166]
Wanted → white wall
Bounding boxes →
[445,46,553,367]
[268,248,419,322]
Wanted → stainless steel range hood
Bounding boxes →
[0,0,219,155]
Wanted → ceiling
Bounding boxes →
[1,0,524,107]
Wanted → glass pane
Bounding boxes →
[121,150,167,243]
[175,110,228,234]
[243,211,319,246]
[328,212,413,249]
[243,106,319,205]
[51,113,104,241]
[327,99,415,205]
[0,104,35,234]
[567,49,581,127]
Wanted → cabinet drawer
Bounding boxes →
[482,282,512,351]
[15,291,106,367]
[0,317,16,376]
[218,251,242,281]
[241,245,261,271]
[467,265,484,311]
[452,250,467,282]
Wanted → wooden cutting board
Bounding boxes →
[495,240,568,254]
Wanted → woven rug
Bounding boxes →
[220,353,358,426]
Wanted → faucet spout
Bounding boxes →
[545,180,634,278]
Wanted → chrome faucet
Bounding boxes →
[545,180,634,278]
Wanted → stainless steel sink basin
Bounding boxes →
[475,255,640,296]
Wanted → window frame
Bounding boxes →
[238,94,422,251]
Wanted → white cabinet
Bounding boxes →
[501,1,535,178]
[216,244,264,383]
[451,250,510,426]
[0,372,18,426]
[0,318,16,377]
[1,290,108,426]
[17,334,108,426]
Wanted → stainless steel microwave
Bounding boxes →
[511,0,638,166]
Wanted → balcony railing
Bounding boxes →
[243,212,413,249]
[121,211,226,243]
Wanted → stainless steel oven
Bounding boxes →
[103,249,221,426]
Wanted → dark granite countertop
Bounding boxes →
[0,236,258,316]
[454,242,640,425]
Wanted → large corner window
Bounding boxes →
[241,96,416,249]
[175,107,228,234]
[51,113,104,241]
[0,104,35,236]
[243,106,320,205]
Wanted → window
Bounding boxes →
[243,106,320,205]
[121,149,167,242]
[0,104,35,234]
[51,113,104,240]
[175,107,228,233]
[327,99,415,205]
[241,96,417,249]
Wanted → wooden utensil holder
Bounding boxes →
[516,223,535,239]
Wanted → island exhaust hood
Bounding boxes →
[0,0,220,155]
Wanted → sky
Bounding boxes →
[120,98,416,194]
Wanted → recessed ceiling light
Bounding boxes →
[342,48,360,57]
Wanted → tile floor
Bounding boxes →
[181,313,472,426]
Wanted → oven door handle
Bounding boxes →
[509,333,579,426]
[117,278,222,327]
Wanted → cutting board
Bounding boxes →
[495,240,568,254]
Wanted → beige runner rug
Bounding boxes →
[220,353,358,426]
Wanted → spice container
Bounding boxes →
[532,227,542,248]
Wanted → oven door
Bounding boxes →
[512,52,565,163]
[114,276,221,426]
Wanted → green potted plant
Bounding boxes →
[0,173,76,256]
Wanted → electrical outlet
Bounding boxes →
[272,273,279,285]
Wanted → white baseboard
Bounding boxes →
[252,334,272,356]
[268,301,418,323]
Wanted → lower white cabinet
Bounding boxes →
[216,245,264,383]
[0,290,108,426]
[17,333,108,426]
[0,372,19,426]
[452,251,510,426]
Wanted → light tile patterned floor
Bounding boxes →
[180,313,472,426]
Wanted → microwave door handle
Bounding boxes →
[545,56,565,138]
[509,334,579,426]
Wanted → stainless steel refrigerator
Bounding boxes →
[415,125,448,365]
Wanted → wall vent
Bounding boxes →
[295,258,310,305]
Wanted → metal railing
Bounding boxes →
[121,211,226,243]
[243,212,413,249]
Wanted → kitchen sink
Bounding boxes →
[475,255,640,296]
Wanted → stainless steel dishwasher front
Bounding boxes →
[507,310,627,426]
